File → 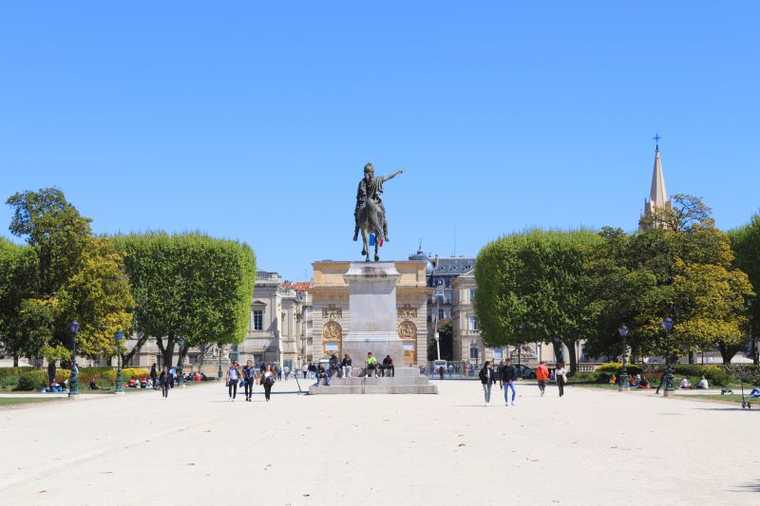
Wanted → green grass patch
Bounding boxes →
[0,397,62,407]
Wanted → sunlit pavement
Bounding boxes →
[1,379,758,505]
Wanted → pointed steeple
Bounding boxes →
[640,135,672,230]
[649,143,668,207]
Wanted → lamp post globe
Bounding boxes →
[617,324,630,391]
[114,331,125,393]
[661,317,674,397]
[68,321,80,397]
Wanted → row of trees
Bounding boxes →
[475,195,760,373]
[0,188,256,371]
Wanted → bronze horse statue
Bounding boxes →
[357,198,385,262]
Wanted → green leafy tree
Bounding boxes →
[113,233,255,368]
[475,229,602,373]
[729,213,760,364]
[4,188,133,360]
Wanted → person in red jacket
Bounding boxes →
[535,361,550,397]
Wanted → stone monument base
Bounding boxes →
[308,367,438,395]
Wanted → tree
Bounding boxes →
[729,213,760,364]
[672,261,753,363]
[0,239,42,365]
[113,233,255,369]
[475,229,602,373]
[4,188,133,361]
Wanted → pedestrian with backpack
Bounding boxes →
[242,360,256,402]
[262,364,275,402]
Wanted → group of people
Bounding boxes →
[312,352,396,387]
[478,360,568,406]
[224,360,277,402]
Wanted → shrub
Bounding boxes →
[569,372,598,384]
[0,374,20,389]
[672,365,731,386]
[14,375,37,391]
[121,367,150,380]
[594,362,643,376]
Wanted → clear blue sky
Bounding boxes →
[1,2,758,280]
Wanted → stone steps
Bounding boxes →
[308,367,437,395]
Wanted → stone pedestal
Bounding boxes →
[341,262,404,366]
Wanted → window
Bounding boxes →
[469,288,477,303]
[469,315,479,331]
[469,344,480,360]
[253,310,263,331]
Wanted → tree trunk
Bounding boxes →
[122,332,150,367]
[157,335,175,369]
[688,350,695,364]
[717,343,735,364]
[552,337,564,364]
[13,354,19,367]
[565,340,578,374]
[754,337,759,366]
[176,342,189,370]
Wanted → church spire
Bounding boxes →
[640,134,672,230]
[649,136,668,207]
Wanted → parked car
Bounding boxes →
[514,364,535,379]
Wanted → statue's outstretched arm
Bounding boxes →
[382,169,404,183]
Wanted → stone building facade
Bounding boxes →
[310,260,429,366]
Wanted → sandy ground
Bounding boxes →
[0,379,758,506]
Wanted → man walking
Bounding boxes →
[479,361,496,407]
[499,358,517,406]
[536,361,550,397]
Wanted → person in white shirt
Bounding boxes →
[555,363,568,397]
[680,377,691,389]
[696,376,709,390]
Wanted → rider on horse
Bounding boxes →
[353,163,403,242]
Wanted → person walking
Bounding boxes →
[226,362,240,401]
[168,366,176,388]
[159,366,169,399]
[242,360,256,402]
[262,364,275,402]
[479,361,496,406]
[342,354,353,381]
[149,364,158,390]
[536,361,550,397]
[556,362,568,397]
[499,358,517,406]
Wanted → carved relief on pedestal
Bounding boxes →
[398,320,417,340]
[397,304,417,320]
[322,320,343,355]
[322,304,343,320]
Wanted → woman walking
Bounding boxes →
[262,364,275,402]
[478,361,496,407]
[159,366,169,399]
[242,360,256,402]
[556,362,568,397]
[226,361,240,401]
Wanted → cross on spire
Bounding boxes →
[653,133,661,150]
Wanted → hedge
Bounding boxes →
[0,366,151,390]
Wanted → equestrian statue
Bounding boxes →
[353,162,404,262]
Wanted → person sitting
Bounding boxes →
[366,352,378,378]
[630,374,641,388]
[127,378,138,388]
[639,376,650,389]
[609,374,617,385]
[381,355,394,377]
[89,378,99,390]
[696,376,709,390]
[749,388,760,398]
[680,377,692,389]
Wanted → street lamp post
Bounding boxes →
[661,317,674,397]
[114,331,125,394]
[176,337,185,387]
[618,324,630,391]
[69,321,80,397]
[217,344,223,380]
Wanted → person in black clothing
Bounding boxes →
[439,366,445,381]
[478,361,496,406]
[159,366,169,398]
[329,354,339,379]
[499,359,517,406]
[242,360,256,402]
[149,364,158,390]
[381,355,394,377]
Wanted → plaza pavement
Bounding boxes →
[1,379,758,506]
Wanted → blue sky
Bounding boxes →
[1,2,758,280]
